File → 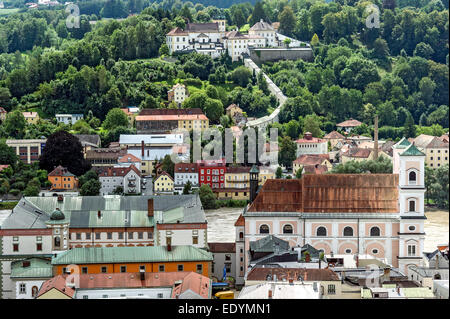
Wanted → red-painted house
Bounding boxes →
[197,158,226,189]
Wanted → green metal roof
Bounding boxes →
[394,137,412,149]
[250,165,260,174]
[249,235,290,253]
[10,258,53,279]
[51,246,213,265]
[400,144,425,156]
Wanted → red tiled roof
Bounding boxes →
[302,164,328,175]
[48,165,76,177]
[296,133,326,144]
[208,242,236,253]
[293,154,330,166]
[0,164,10,172]
[175,163,198,173]
[139,108,204,116]
[98,165,140,177]
[343,147,372,158]
[37,275,76,298]
[171,272,211,299]
[246,268,339,282]
[324,131,345,139]
[234,214,245,226]
[22,111,38,118]
[118,154,141,163]
[248,174,399,213]
[226,166,251,174]
[167,27,188,36]
[136,114,208,121]
[337,119,362,127]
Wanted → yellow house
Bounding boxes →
[215,188,249,200]
[154,171,174,194]
[258,167,275,186]
[422,137,449,169]
[225,167,250,189]
[36,276,75,299]
[22,112,39,125]
[293,155,333,174]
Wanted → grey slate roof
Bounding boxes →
[249,235,290,253]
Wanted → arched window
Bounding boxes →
[316,226,327,237]
[343,226,354,237]
[370,227,380,237]
[283,224,293,234]
[54,237,60,247]
[259,224,269,234]
[409,200,416,212]
[409,171,417,184]
[31,286,39,298]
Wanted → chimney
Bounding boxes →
[374,115,379,160]
[22,261,31,268]
[97,210,101,219]
[141,140,145,158]
[167,243,172,251]
[57,195,63,202]
[383,267,391,281]
[147,199,154,217]
[268,289,272,299]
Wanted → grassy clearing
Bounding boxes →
[0,8,20,16]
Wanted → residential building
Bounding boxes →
[22,112,39,125]
[51,246,213,278]
[55,114,84,125]
[340,147,392,164]
[10,258,53,299]
[295,132,328,157]
[168,83,188,106]
[336,119,362,133]
[413,135,449,168]
[174,163,199,194]
[237,281,321,299]
[323,131,345,149]
[197,158,226,189]
[97,165,141,195]
[48,165,78,191]
[37,271,212,299]
[215,188,250,201]
[225,166,251,189]
[0,107,6,121]
[154,171,174,194]
[120,107,139,126]
[0,195,208,298]
[136,109,208,134]
[248,19,277,47]
[116,153,142,171]
[5,138,46,164]
[258,166,275,186]
[243,138,426,275]
[85,148,127,167]
[209,243,236,282]
[293,154,332,174]
[223,30,266,62]
[74,134,101,156]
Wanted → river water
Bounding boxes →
[1,208,448,252]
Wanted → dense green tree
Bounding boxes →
[103,108,129,129]
[198,184,217,209]
[3,110,27,139]
[278,6,296,37]
[0,141,18,165]
[278,136,297,168]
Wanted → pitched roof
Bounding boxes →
[86,148,126,160]
[175,163,198,173]
[171,272,211,299]
[10,258,53,279]
[234,214,245,226]
[136,114,208,121]
[51,246,213,265]
[293,154,330,166]
[425,136,449,149]
[246,267,339,282]
[22,111,38,118]
[226,166,251,174]
[249,235,290,253]
[324,131,345,139]
[302,164,328,175]
[37,275,76,298]
[185,22,219,33]
[343,147,372,158]
[156,171,173,181]
[412,134,435,149]
[48,165,76,177]
[249,20,274,31]
[167,27,188,36]
[74,134,101,147]
[248,174,399,213]
[336,119,362,127]
[400,144,426,156]
[97,165,140,177]
[295,136,327,144]
[118,154,142,163]
[139,108,204,116]
[208,242,236,253]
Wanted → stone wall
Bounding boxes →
[249,47,314,64]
